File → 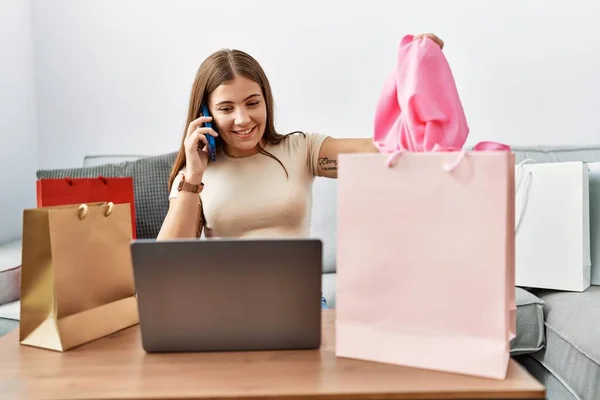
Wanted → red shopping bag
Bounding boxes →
[36,176,137,238]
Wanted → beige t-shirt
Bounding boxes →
[169,132,329,238]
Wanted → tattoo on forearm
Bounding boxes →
[318,157,337,171]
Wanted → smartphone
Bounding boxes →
[201,103,217,162]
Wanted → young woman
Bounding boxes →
[157,34,444,308]
[158,33,444,241]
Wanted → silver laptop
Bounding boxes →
[130,238,323,353]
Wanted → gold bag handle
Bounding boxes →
[78,202,114,219]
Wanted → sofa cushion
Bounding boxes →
[511,287,545,355]
[0,300,19,337]
[530,286,600,400]
[0,300,19,320]
[83,155,149,167]
[36,152,177,239]
[0,318,18,337]
[516,355,578,400]
[511,145,600,164]
[0,240,22,305]
[322,272,336,309]
[310,178,337,274]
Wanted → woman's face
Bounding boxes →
[209,75,267,158]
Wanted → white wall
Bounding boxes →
[25,0,600,170]
[0,0,38,244]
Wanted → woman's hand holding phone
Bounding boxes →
[183,116,218,183]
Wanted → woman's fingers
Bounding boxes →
[186,116,213,137]
[196,132,208,148]
[194,126,219,137]
[184,128,208,150]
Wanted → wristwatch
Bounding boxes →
[177,175,204,194]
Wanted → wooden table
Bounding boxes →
[0,310,545,400]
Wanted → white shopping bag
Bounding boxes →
[589,163,600,285]
[515,160,591,291]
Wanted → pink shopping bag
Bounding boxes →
[336,150,516,380]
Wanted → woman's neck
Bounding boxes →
[222,140,266,158]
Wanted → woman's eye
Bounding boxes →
[247,101,260,107]
[218,107,232,113]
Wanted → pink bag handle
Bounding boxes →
[386,141,511,170]
[386,151,403,168]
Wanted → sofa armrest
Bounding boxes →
[0,240,22,306]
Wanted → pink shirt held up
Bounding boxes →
[373,34,470,153]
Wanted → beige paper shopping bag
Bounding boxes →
[336,151,515,380]
[20,202,139,352]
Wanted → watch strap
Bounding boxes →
[177,175,204,194]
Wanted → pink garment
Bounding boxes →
[373,34,470,153]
